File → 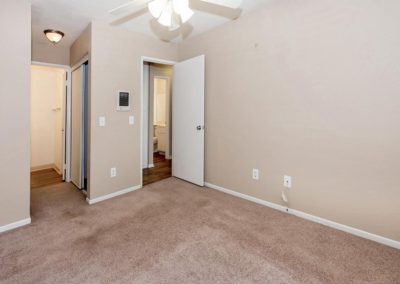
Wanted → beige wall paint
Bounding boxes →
[32,41,70,66]
[70,24,91,67]
[88,22,178,199]
[0,0,31,226]
[179,0,400,241]
[70,24,92,191]
[30,65,64,171]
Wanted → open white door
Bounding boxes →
[172,55,205,186]
[61,71,67,181]
[71,66,85,189]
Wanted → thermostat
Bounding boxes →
[117,91,130,111]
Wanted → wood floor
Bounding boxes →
[143,153,172,186]
[31,168,63,189]
[31,156,170,189]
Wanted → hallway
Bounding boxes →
[31,169,63,189]
[142,153,171,186]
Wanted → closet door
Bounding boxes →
[70,65,85,189]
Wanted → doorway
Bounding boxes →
[141,55,206,187]
[142,62,173,186]
[30,63,69,188]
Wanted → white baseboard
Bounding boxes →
[148,164,155,168]
[205,182,288,213]
[53,165,62,175]
[31,164,55,172]
[0,218,31,233]
[205,182,400,250]
[86,185,142,205]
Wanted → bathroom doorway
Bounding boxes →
[142,62,173,185]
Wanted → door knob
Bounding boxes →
[196,125,203,131]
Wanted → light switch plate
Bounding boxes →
[111,167,117,178]
[99,116,106,127]
[129,116,135,125]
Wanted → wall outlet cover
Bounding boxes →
[252,168,259,180]
[284,175,292,188]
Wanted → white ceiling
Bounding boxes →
[31,0,267,48]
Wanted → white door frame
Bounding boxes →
[140,56,176,186]
[31,61,72,182]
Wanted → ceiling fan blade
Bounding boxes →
[109,0,150,15]
[199,0,241,9]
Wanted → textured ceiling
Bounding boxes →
[31,0,268,48]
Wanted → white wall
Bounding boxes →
[31,65,64,172]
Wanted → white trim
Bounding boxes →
[141,56,176,66]
[86,185,142,205]
[148,163,155,168]
[140,56,176,187]
[64,67,72,182]
[31,61,70,70]
[288,208,400,250]
[0,218,31,233]
[30,163,57,172]
[72,55,89,71]
[205,182,400,250]
[205,182,288,213]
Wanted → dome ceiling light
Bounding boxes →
[43,29,64,44]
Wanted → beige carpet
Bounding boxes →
[0,178,399,283]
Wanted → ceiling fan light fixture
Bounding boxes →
[172,0,188,14]
[148,0,167,18]
[157,1,173,27]
[148,0,193,29]
[44,29,64,44]
[179,7,194,23]
[168,13,181,31]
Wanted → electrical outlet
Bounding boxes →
[111,167,117,178]
[252,168,259,180]
[284,175,292,188]
[129,115,135,125]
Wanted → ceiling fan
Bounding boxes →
[109,0,242,31]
